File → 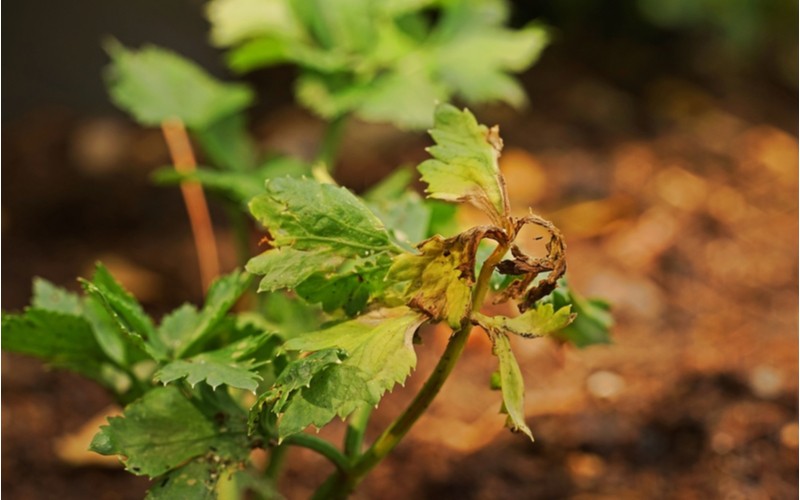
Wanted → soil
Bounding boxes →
[3,10,797,500]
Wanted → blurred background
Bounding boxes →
[3,1,798,498]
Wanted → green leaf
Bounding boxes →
[490,332,533,441]
[271,307,425,437]
[418,104,509,223]
[1,309,107,381]
[155,336,272,392]
[431,22,549,108]
[91,385,250,478]
[104,40,253,129]
[474,303,575,339]
[216,0,546,129]
[247,177,400,312]
[192,113,258,171]
[291,0,378,53]
[294,253,394,316]
[249,177,393,252]
[206,0,307,48]
[354,65,448,129]
[276,365,372,438]
[258,292,324,339]
[156,304,201,354]
[367,191,432,248]
[363,167,415,202]
[80,263,167,361]
[549,285,613,348]
[31,278,82,315]
[145,458,220,500]
[259,348,347,414]
[169,270,253,358]
[426,200,460,238]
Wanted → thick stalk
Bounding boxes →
[161,118,219,291]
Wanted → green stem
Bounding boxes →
[264,443,288,482]
[343,323,472,492]
[224,203,251,268]
[344,404,373,459]
[313,239,513,498]
[316,114,347,173]
[283,434,350,472]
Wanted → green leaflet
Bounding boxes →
[91,385,251,478]
[249,177,392,251]
[1,309,108,383]
[145,458,221,499]
[247,177,400,313]
[192,113,259,171]
[548,284,613,348]
[367,191,432,249]
[418,104,509,224]
[82,267,252,362]
[474,303,575,339]
[104,41,253,129]
[3,277,152,399]
[258,349,348,413]
[168,270,253,358]
[155,336,274,392]
[267,307,425,438]
[80,263,167,361]
[31,278,82,315]
[490,331,533,441]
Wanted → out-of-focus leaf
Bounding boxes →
[213,0,548,129]
[368,191,432,248]
[426,200,460,238]
[363,167,415,202]
[169,270,253,358]
[31,278,82,315]
[192,113,258,171]
[431,22,549,108]
[549,284,613,348]
[207,0,306,47]
[104,41,253,129]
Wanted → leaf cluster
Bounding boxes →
[208,0,549,129]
